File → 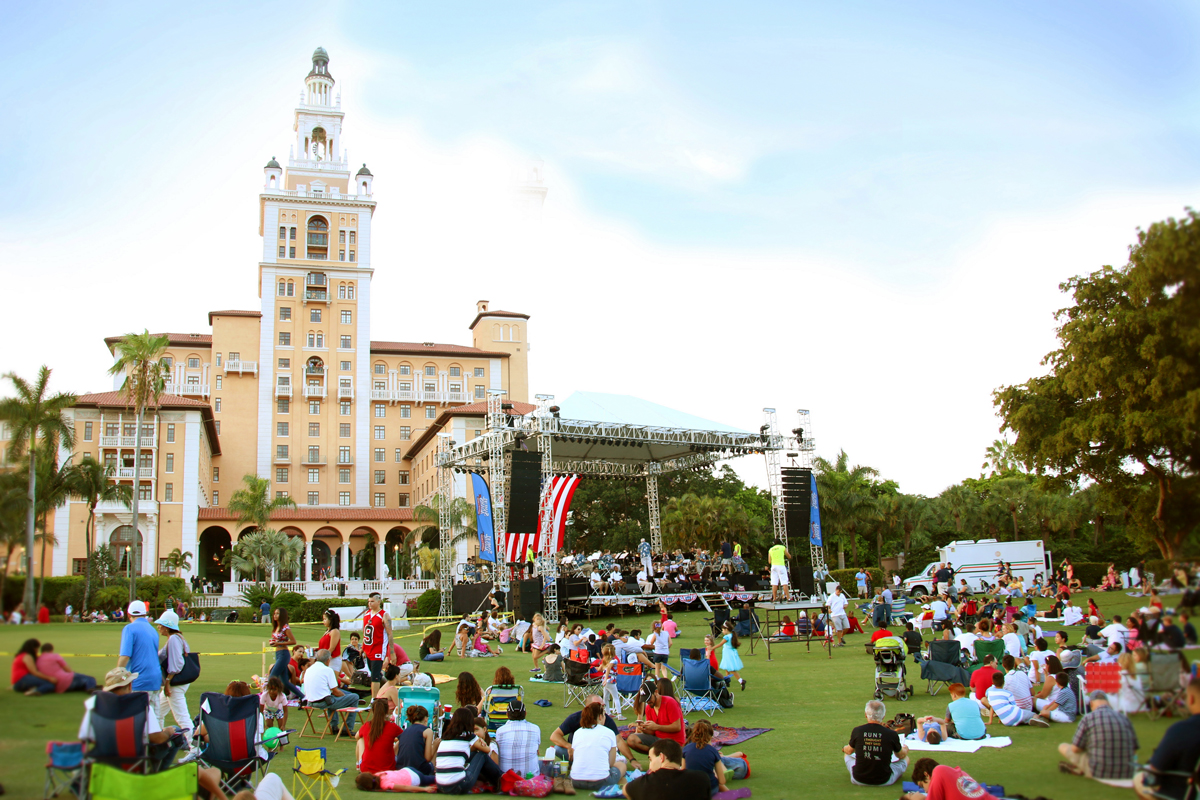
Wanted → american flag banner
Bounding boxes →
[503,474,581,563]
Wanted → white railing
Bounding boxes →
[191,596,222,608]
[338,387,354,399]
[274,456,292,464]
[214,579,432,603]
[100,436,156,448]
[225,361,258,375]
[303,385,327,398]
[117,467,154,479]
[301,455,327,465]
[275,385,293,398]
[446,392,469,404]
[288,157,348,171]
[369,389,419,402]
[265,186,372,200]
[274,581,308,593]
[164,382,210,398]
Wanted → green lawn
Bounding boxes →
[1,592,1188,799]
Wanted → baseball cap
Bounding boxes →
[507,699,526,717]
[155,609,180,631]
[104,667,138,690]
[1087,690,1109,704]
[128,600,148,617]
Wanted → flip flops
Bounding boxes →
[534,698,553,707]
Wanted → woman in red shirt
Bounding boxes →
[11,638,56,696]
[357,698,403,774]
[903,758,997,800]
[318,609,343,673]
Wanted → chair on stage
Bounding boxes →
[921,639,972,696]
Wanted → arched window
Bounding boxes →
[338,284,346,299]
[511,325,520,342]
[346,284,355,299]
[502,324,510,341]
[492,323,500,341]
[307,216,328,232]
[278,280,286,296]
[110,525,143,576]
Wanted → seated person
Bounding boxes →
[1084,640,1124,665]
[1035,672,1079,723]
[983,671,1048,727]
[624,739,710,800]
[683,719,748,794]
[636,568,654,595]
[548,692,641,771]
[589,569,609,594]
[969,655,999,701]
[628,681,686,754]
[870,626,897,644]
[609,568,626,594]
[1134,677,1200,800]
[842,698,909,786]
[902,622,924,662]
[79,667,185,773]
[945,683,986,740]
[1059,691,1139,781]
[35,643,97,694]
[687,648,729,688]
[902,757,998,800]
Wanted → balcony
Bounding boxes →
[275,385,293,398]
[307,235,328,248]
[305,290,329,304]
[305,253,328,261]
[303,385,327,399]
[306,272,327,286]
[100,436,156,449]
[301,455,327,466]
[338,386,354,399]
[446,392,469,404]
[164,382,210,398]
[305,367,325,376]
[224,360,258,376]
[117,467,154,479]
[274,455,292,464]
[336,456,354,465]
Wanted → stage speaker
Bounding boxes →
[781,466,816,596]
[509,578,542,620]
[509,451,542,534]
[452,581,494,616]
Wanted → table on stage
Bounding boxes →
[753,599,832,661]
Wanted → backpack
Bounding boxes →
[716,686,735,708]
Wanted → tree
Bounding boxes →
[107,332,169,598]
[226,474,297,583]
[814,450,879,568]
[981,438,1022,478]
[938,484,975,534]
[411,494,476,572]
[996,210,1200,558]
[0,366,76,613]
[898,494,932,558]
[65,455,131,616]
[0,472,27,613]
[225,530,302,585]
[164,548,192,577]
[991,477,1029,541]
[31,449,73,607]
[662,494,752,551]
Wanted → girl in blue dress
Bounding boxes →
[715,620,746,691]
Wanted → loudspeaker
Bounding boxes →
[509,578,542,620]
[509,451,542,534]
[782,467,816,596]
[453,581,494,615]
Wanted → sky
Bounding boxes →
[2,1,1199,497]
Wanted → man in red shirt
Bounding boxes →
[361,593,392,696]
[968,654,999,701]
[903,757,997,800]
[628,680,686,753]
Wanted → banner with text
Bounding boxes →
[471,472,497,563]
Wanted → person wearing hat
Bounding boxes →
[118,600,164,706]
[1058,690,1139,780]
[156,609,194,746]
[495,699,541,778]
[78,667,180,768]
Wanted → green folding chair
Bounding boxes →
[88,762,198,800]
[974,638,1007,668]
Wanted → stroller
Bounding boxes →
[873,636,911,701]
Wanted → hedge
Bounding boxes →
[293,598,376,623]
[3,577,85,611]
[829,568,886,593]
[415,589,440,618]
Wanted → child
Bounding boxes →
[260,676,289,731]
[599,644,623,719]
[916,716,946,744]
[714,620,746,691]
[472,717,500,768]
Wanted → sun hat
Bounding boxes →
[155,609,180,631]
[127,600,148,617]
[104,667,138,690]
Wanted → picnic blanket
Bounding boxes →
[617,724,773,747]
[529,676,562,684]
[902,734,1011,753]
[429,673,453,685]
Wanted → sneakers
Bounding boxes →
[530,667,540,672]
[1029,716,1051,728]
[1058,761,1083,775]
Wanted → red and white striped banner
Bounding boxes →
[503,474,581,563]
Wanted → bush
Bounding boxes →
[414,588,440,618]
[3,576,85,611]
[1072,562,1109,588]
[293,598,375,623]
[272,591,307,618]
[829,568,886,593]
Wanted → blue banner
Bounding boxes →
[809,473,823,547]
[470,472,497,563]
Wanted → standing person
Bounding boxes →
[638,538,653,579]
[768,542,791,602]
[118,600,164,710]
[525,543,536,578]
[529,613,550,672]
[881,584,894,628]
[829,585,850,647]
[842,699,909,786]
[855,569,869,599]
[155,610,195,746]
[935,563,953,597]
[317,609,343,674]
[599,644,623,718]
[362,593,392,698]
[645,622,671,681]
[713,620,746,691]
[268,608,303,699]
[719,539,733,571]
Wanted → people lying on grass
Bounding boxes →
[902,757,998,800]
[944,683,987,740]
[1133,676,1200,800]
[549,692,641,770]
[1035,672,1079,723]
[434,707,503,795]
[35,642,97,694]
[1058,690,1139,782]
[842,698,909,786]
[355,770,438,793]
[917,716,947,743]
[455,671,483,715]
[982,671,1049,727]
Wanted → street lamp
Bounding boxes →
[393,544,399,580]
[125,545,132,602]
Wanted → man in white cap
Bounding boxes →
[155,609,194,745]
[118,600,163,707]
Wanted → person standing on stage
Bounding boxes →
[768,542,791,602]
[362,593,393,698]
[719,539,733,572]
[638,538,653,579]
[525,544,536,578]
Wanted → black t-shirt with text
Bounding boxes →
[626,768,711,800]
[849,723,903,785]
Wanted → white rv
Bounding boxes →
[902,539,1051,596]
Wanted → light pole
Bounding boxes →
[125,545,132,601]
[393,544,399,580]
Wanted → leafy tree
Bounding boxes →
[65,455,131,615]
[0,472,27,612]
[661,493,753,551]
[0,366,76,613]
[996,210,1200,558]
[164,548,192,577]
[107,331,169,598]
[225,530,302,585]
[411,494,476,574]
[813,450,879,568]
[991,477,1030,541]
[938,484,975,534]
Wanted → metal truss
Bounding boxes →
[487,392,509,593]
[436,433,454,619]
[534,418,768,450]
[761,408,788,559]
[794,409,829,591]
[534,397,560,623]
[646,465,662,554]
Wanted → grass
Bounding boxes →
[1,591,1190,799]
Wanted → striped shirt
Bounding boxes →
[985,687,1024,726]
[1051,685,1077,721]
[435,737,473,786]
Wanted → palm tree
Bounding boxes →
[981,438,1021,477]
[0,366,76,613]
[992,477,1029,541]
[898,494,932,558]
[108,332,169,599]
[416,545,441,577]
[164,548,192,577]
[20,443,74,609]
[938,484,975,534]
[0,472,27,613]
[225,530,301,585]
[813,450,879,568]
[65,455,131,615]
[227,474,297,582]
[411,494,476,573]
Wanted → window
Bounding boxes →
[308,445,320,462]
[342,310,353,324]
[215,421,220,435]
[277,422,289,437]
[339,468,351,484]
[340,361,351,371]
[308,469,319,483]
[162,453,173,473]
[374,363,385,375]
[339,446,351,463]
[277,491,289,500]
[167,424,175,443]
[349,251,356,262]
[279,306,292,323]
[449,383,461,394]
[278,245,286,258]
[105,422,118,437]
[188,357,200,368]
[306,333,314,347]
[280,226,287,239]
[374,493,385,507]
[339,492,350,506]
[395,449,403,462]
[208,489,216,505]
[212,466,219,482]
[450,366,460,377]
[374,448,385,462]
[340,335,351,348]
[374,404,385,418]
[279,358,290,369]
[289,246,296,258]
[277,398,289,414]
[278,279,286,295]
[308,491,319,506]
[398,494,410,508]
[83,421,92,441]
[338,285,346,299]
[425,406,436,419]
[347,284,354,298]
[339,423,351,438]
[474,367,485,377]
[374,380,386,391]
[374,470,386,485]
[339,230,346,244]
[73,558,87,576]
[214,398,222,412]
[287,280,295,296]
[276,445,289,460]
[400,405,411,419]
[399,365,411,376]
[350,231,356,244]
[340,401,351,416]
[399,426,411,440]
[290,227,297,240]
[425,365,436,376]
[309,401,320,415]
[279,331,291,346]
[474,430,481,439]
[276,467,288,483]
[374,425,385,439]
[163,482,173,502]
[216,375,224,390]
[475,385,485,399]
[398,471,410,485]
[310,308,322,323]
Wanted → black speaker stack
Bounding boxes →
[508,451,542,534]
[509,579,543,619]
[780,467,816,596]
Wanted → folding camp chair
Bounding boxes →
[198,692,289,794]
[44,741,83,799]
[85,690,154,773]
[707,608,731,637]
[292,747,346,800]
[679,657,723,716]
[973,639,1007,668]
[613,663,645,715]
[890,596,913,626]
[88,762,198,800]
[734,608,760,639]
[1138,757,1200,800]
[921,639,971,696]
[396,686,444,736]
[564,657,600,708]
[1146,653,1189,720]
[482,684,524,731]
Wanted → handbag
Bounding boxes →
[160,638,201,686]
[889,713,915,735]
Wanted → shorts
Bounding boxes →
[937,582,949,595]
[832,614,849,632]
[650,653,669,664]
[329,656,342,673]
[367,659,383,683]
[770,565,789,586]
[264,707,286,721]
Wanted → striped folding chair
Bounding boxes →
[86,691,153,774]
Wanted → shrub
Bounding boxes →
[2,576,85,611]
[829,568,886,593]
[293,598,375,623]
[414,588,440,618]
[272,591,307,618]
[239,584,285,610]
[1072,562,1109,588]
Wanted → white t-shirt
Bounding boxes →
[569,725,616,782]
[650,631,670,656]
[955,632,979,659]
[79,693,163,743]
[1099,623,1127,646]
[301,661,339,704]
[828,594,848,617]
[930,600,949,620]
[1002,632,1024,658]
[609,570,622,583]
[590,573,603,586]
[636,570,648,584]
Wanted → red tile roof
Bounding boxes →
[469,309,530,330]
[74,392,221,455]
[369,341,510,358]
[198,507,414,522]
[208,310,262,324]
[104,333,213,349]
[404,401,536,459]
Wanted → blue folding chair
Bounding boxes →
[678,657,724,716]
[44,741,83,799]
[85,691,154,773]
